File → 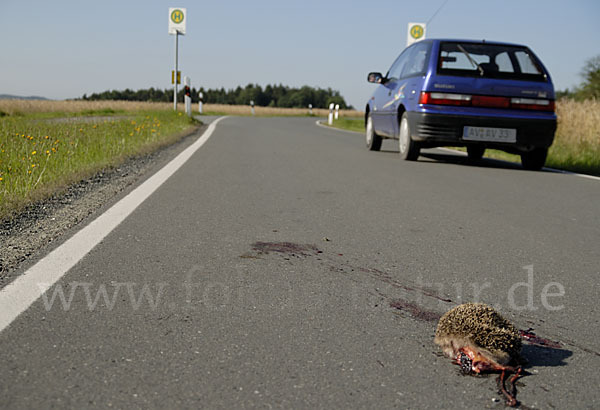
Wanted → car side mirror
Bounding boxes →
[367,72,384,84]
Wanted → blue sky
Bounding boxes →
[1,0,598,109]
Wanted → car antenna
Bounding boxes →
[427,0,449,25]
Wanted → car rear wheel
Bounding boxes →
[521,147,548,171]
[467,145,485,162]
[399,112,420,161]
[366,113,382,151]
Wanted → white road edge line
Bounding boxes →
[314,123,599,182]
[315,119,362,134]
[437,147,600,181]
[0,116,227,333]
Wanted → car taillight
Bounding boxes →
[418,92,471,106]
[419,92,554,111]
[510,98,555,111]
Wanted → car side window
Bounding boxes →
[495,52,513,72]
[387,48,412,81]
[401,42,431,78]
[515,51,542,74]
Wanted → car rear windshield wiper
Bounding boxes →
[457,44,484,76]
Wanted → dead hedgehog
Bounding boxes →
[435,303,524,407]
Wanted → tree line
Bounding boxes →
[81,84,350,109]
[556,55,600,100]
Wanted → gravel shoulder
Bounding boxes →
[0,123,207,286]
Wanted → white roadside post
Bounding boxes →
[308,103,313,115]
[250,100,255,116]
[198,91,204,114]
[334,104,340,120]
[169,8,187,111]
[328,103,334,125]
[184,76,191,117]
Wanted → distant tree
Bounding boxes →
[81,84,350,108]
[555,88,574,99]
[576,55,600,100]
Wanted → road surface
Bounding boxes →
[1,117,599,408]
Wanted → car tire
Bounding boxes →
[398,112,420,161]
[521,147,548,171]
[467,145,485,162]
[366,113,382,151]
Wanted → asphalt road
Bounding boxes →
[1,117,599,409]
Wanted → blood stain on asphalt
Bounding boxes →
[389,299,442,322]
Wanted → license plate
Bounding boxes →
[463,126,517,143]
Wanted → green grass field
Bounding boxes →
[0,109,197,220]
[325,117,364,133]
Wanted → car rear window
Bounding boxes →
[437,42,547,82]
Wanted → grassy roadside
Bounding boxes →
[199,104,362,117]
[325,99,600,176]
[324,117,365,133]
[0,108,197,220]
[0,99,364,118]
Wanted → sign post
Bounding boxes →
[169,8,187,111]
[174,32,179,111]
[407,22,426,47]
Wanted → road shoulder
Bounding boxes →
[0,124,207,286]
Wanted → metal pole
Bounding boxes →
[174,32,178,111]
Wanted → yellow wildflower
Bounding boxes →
[31,151,37,155]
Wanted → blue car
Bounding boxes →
[366,39,557,170]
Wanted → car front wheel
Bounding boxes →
[398,113,420,161]
[521,147,548,171]
[366,113,382,151]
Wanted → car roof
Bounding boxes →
[423,38,529,48]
